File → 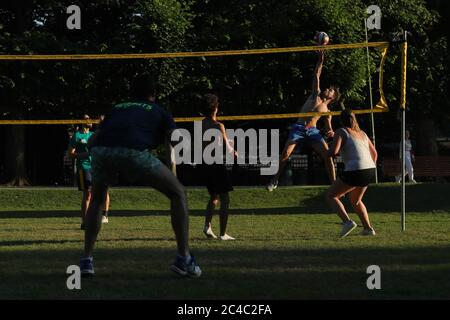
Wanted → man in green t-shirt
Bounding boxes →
[68,114,110,229]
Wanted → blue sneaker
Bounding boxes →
[170,255,202,278]
[80,257,94,276]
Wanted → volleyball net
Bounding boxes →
[0,41,391,125]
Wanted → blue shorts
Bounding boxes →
[287,123,324,145]
[90,146,162,185]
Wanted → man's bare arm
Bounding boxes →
[219,123,238,157]
[324,114,334,137]
[311,51,325,94]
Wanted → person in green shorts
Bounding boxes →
[68,115,111,228]
[68,114,94,230]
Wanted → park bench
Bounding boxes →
[382,156,450,180]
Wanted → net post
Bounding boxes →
[364,18,378,183]
[400,31,408,232]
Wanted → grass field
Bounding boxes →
[0,183,449,299]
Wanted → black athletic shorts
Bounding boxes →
[199,164,233,195]
[340,168,376,187]
[76,168,92,191]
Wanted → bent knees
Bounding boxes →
[350,199,364,208]
[326,190,343,202]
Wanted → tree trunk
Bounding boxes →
[4,125,30,186]
[3,1,31,186]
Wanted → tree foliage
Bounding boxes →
[0,0,448,183]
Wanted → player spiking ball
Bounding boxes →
[266,31,339,191]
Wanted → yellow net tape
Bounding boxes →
[376,46,389,110]
[0,41,389,124]
[0,109,387,125]
[0,42,388,60]
[400,41,407,110]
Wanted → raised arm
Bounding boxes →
[312,51,325,95]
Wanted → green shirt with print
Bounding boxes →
[69,130,93,170]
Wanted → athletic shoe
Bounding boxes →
[340,220,357,238]
[102,215,109,224]
[219,234,235,241]
[410,179,417,184]
[203,226,217,239]
[170,255,202,278]
[266,179,278,192]
[361,228,376,236]
[80,257,94,276]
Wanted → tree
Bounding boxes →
[0,0,193,185]
[361,0,448,155]
[173,0,447,155]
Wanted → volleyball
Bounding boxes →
[314,31,330,45]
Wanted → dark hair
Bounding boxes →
[329,85,341,104]
[131,74,156,99]
[340,108,360,131]
[201,93,219,117]
[81,114,92,129]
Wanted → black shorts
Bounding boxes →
[199,164,233,195]
[76,169,92,191]
[340,168,376,187]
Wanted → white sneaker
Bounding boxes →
[203,227,217,239]
[102,216,109,224]
[361,228,376,236]
[410,179,417,184]
[219,234,235,241]
[266,179,278,192]
[340,220,357,238]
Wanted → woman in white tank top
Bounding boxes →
[326,109,378,238]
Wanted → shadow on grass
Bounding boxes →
[1,183,449,219]
[301,183,450,214]
[0,207,321,219]
[1,245,449,299]
[0,237,178,246]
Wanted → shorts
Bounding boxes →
[199,164,234,195]
[90,146,162,185]
[77,168,92,191]
[287,123,324,146]
[340,168,376,187]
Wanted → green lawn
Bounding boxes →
[0,184,449,299]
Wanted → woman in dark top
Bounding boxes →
[200,94,237,240]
